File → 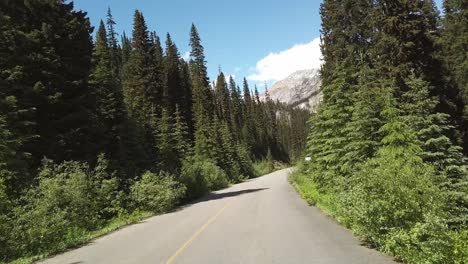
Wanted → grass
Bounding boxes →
[288,170,342,221]
[8,211,153,264]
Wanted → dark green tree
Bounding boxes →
[229,78,242,142]
[89,20,127,172]
[179,59,194,138]
[173,105,192,162]
[0,0,95,190]
[163,33,184,114]
[215,72,231,122]
[106,7,121,79]
[439,0,468,153]
[189,23,215,157]
[123,10,163,123]
[157,109,177,173]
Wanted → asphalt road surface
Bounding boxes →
[40,168,396,264]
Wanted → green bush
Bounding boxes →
[253,159,274,176]
[12,160,99,256]
[180,156,228,200]
[5,156,125,260]
[0,177,11,262]
[347,148,450,262]
[129,171,185,213]
[203,162,229,190]
[452,228,468,264]
[93,154,124,219]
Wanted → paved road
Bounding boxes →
[40,168,396,264]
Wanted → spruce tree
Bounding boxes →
[241,79,256,153]
[189,23,216,157]
[440,0,468,153]
[229,78,242,142]
[157,109,177,173]
[179,59,194,139]
[163,33,184,114]
[0,0,95,189]
[123,10,164,123]
[173,105,192,161]
[214,72,231,122]
[371,0,457,121]
[106,7,121,80]
[400,76,468,226]
[89,20,127,170]
[121,31,132,66]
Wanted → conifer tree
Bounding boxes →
[215,72,231,122]
[123,10,164,123]
[179,59,194,138]
[173,105,192,161]
[400,76,468,226]
[306,0,374,186]
[241,79,256,153]
[121,32,132,66]
[440,0,468,153]
[189,23,216,157]
[0,0,95,187]
[229,78,242,142]
[163,33,184,114]
[89,20,127,169]
[106,7,121,79]
[157,109,177,173]
[371,0,456,120]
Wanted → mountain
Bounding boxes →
[261,69,322,111]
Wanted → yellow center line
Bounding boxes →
[164,200,232,264]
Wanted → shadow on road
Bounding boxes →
[198,188,269,203]
[175,188,269,211]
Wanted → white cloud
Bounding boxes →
[182,51,190,61]
[224,74,236,82]
[234,66,241,73]
[248,37,322,82]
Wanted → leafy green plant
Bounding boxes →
[452,228,468,264]
[12,160,99,256]
[129,171,185,213]
[180,156,229,200]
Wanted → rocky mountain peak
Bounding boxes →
[260,69,322,111]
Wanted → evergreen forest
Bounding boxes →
[292,0,468,263]
[0,1,308,262]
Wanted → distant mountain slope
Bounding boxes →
[261,69,322,111]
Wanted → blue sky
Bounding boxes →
[73,0,443,90]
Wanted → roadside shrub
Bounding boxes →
[180,156,228,200]
[12,160,99,256]
[203,161,229,190]
[253,159,274,176]
[0,177,11,262]
[93,154,124,219]
[129,171,185,213]
[347,148,449,262]
[289,170,342,218]
[452,228,468,264]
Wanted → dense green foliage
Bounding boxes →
[129,171,185,213]
[0,1,309,262]
[297,0,468,263]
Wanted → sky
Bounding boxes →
[73,0,443,91]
